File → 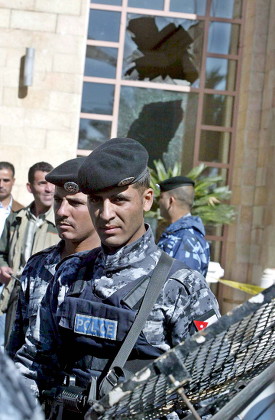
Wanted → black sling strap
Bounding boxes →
[98,251,174,397]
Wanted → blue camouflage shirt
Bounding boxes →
[7,241,64,360]
[14,226,219,400]
[158,215,210,277]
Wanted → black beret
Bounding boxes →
[78,137,149,193]
[158,176,195,192]
[45,157,86,193]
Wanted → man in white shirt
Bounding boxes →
[0,162,23,236]
[0,162,23,347]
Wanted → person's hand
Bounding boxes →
[0,266,13,285]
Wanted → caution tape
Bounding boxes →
[218,279,265,295]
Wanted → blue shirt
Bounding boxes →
[158,215,210,277]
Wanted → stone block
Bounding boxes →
[57,14,88,36]
[242,167,257,186]
[53,53,84,74]
[32,32,84,55]
[1,125,46,147]
[35,0,82,16]
[252,206,264,226]
[235,243,251,264]
[256,167,267,186]
[2,67,21,88]
[267,246,275,267]
[0,47,7,67]
[23,108,74,130]
[0,106,25,126]
[240,186,255,206]
[0,28,32,48]
[249,244,260,264]
[0,1,35,10]
[240,206,253,224]
[266,228,275,246]
[32,49,53,73]
[46,129,78,150]
[254,186,267,206]
[35,72,83,94]
[0,8,10,28]
[48,91,80,113]
[3,87,51,109]
[236,224,252,245]
[11,10,57,32]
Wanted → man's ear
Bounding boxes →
[26,182,32,194]
[143,188,154,212]
[169,195,175,206]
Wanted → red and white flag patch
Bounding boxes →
[193,309,218,331]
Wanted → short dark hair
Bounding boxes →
[28,162,54,184]
[0,162,15,177]
[133,168,151,191]
[167,185,195,209]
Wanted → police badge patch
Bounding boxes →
[64,181,79,193]
[74,313,118,340]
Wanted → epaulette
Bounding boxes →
[25,242,62,264]
[55,246,101,272]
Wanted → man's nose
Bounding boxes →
[56,200,69,217]
[45,182,55,192]
[100,200,115,221]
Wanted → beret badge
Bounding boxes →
[64,181,79,193]
[118,177,135,187]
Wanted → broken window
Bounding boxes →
[123,15,203,86]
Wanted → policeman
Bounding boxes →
[7,157,100,359]
[14,138,219,419]
[158,176,210,277]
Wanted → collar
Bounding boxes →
[26,203,55,224]
[99,224,159,272]
[0,197,12,210]
[165,214,205,235]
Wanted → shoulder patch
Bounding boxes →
[193,309,218,331]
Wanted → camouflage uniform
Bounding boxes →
[0,348,44,420]
[158,214,210,277]
[14,226,219,396]
[6,241,64,359]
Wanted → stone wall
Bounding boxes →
[221,0,274,313]
[0,0,89,205]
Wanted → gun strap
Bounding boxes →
[98,250,174,397]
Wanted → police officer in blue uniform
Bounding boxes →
[14,138,219,419]
[158,176,210,277]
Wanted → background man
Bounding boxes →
[7,157,100,357]
[0,161,59,344]
[0,161,23,347]
[0,161,23,236]
[14,138,219,420]
[157,176,210,277]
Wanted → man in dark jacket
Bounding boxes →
[157,176,210,277]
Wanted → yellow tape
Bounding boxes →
[218,279,265,295]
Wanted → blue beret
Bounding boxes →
[158,176,195,192]
[78,137,149,193]
[45,157,86,193]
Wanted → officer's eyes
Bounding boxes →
[113,196,126,203]
[88,196,101,204]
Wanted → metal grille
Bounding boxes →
[88,285,275,419]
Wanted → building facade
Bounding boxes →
[0,0,274,311]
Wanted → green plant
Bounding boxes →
[147,160,236,226]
